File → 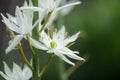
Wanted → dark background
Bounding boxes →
[0,0,120,80]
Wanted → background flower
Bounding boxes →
[0,62,32,80]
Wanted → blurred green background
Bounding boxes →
[0,0,120,80]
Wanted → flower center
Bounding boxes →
[50,40,57,49]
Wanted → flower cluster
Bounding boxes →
[0,0,85,80]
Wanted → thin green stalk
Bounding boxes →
[38,54,54,79]
[32,52,39,80]
[26,36,36,55]
[39,11,53,33]
[17,43,33,71]
[26,35,39,80]
[7,28,33,71]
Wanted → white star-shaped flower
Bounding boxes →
[1,1,39,53]
[29,26,85,66]
[0,62,32,80]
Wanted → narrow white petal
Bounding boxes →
[29,0,33,6]
[3,62,13,78]
[29,37,48,50]
[40,31,51,48]
[6,13,16,23]
[13,62,22,78]
[55,51,75,66]
[1,13,21,33]
[65,32,80,46]
[60,47,85,61]
[20,7,44,12]
[55,25,66,40]
[57,1,81,11]
[22,7,33,34]
[5,35,23,54]
[0,71,10,80]
[23,65,32,80]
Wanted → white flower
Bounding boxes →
[29,26,85,66]
[0,62,32,80]
[21,0,81,29]
[1,1,38,53]
[21,0,81,13]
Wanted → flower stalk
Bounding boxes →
[26,35,40,80]
[39,54,54,79]
[39,10,53,33]
[7,28,33,71]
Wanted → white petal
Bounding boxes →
[59,47,85,61]
[22,7,33,34]
[13,62,23,78]
[54,50,75,66]
[40,31,51,48]
[15,6,23,29]
[65,32,80,46]
[57,1,81,11]
[29,0,33,6]
[20,7,44,12]
[3,62,13,78]
[23,65,32,80]
[55,25,66,40]
[1,13,21,33]
[5,35,23,54]
[60,0,79,16]
[29,37,48,50]
[6,13,16,24]
[0,71,10,80]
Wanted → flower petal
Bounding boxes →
[23,65,32,80]
[1,13,21,33]
[56,1,81,11]
[64,32,80,46]
[40,31,51,48]
[13,62,23,79]
[55,25,66,40]
[29,37,48,50]
[3,62,13,78]
[54,50,75,66]
[59,47,85,61]
[20,7,44,12]
[0,71,10,80]
[22,7,33,34]
[5,35,23,54]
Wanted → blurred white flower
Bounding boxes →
[0,62,32,80]
[29,26,85,66]
[21,0,81,29]
[1,1,38,53]
[38,0,81,28]
[21,0,81,13]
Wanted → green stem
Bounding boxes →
[32,52,39,80]
[26,36,39,80]
[26,36,36,55]
[7,28,33,71]
[39,11,53,33]
[17,43,33,71]
[38,54,54,79]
